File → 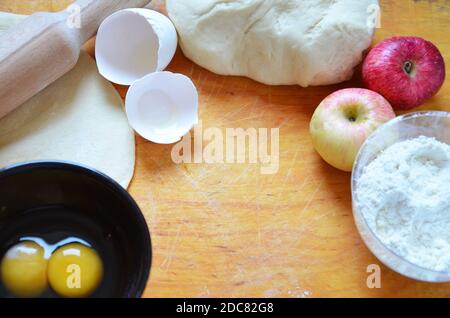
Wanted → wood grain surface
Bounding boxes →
[1,0,449,298]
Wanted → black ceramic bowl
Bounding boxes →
[0,161,151,298]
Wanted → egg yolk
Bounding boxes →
[1,241,48,297]
[48,243,103,298]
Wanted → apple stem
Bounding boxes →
[403,61,414,75]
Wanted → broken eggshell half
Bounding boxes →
[95,8,178,85]
[125,71,198,144]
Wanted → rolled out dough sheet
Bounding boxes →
[0,12,135,188]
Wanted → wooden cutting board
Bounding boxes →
[2,0,449,298]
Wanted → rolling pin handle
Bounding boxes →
[0,0,152,120]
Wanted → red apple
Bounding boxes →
[310,88,396,172]
[362,36,445,110]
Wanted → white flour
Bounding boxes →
[356,136,450,272]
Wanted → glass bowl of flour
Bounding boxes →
[352,111,450,282]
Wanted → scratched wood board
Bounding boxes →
[1,0,450,297]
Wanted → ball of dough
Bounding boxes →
[167,0,379,87]
[1,241,48,297]
[48,243,103,298]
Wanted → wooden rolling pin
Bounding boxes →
[0,0,151,119]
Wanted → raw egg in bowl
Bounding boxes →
[0,161,151,298]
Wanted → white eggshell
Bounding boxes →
[125,72,198,144]
[95,9,178,85]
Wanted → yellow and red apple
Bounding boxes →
[310,88,396,172]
